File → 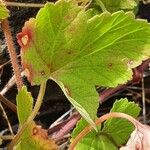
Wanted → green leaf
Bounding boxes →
[0,1,9,21]
[102,98,141,146]
[94,0,139,13]
[17,86,33,125]
[16,86,34,149]
[73,119,117,150]
[17,0,150,126]
[16,86,58,150]
[71,99,140,150]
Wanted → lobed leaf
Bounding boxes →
[17,0,150,125]
[71,99,141,150]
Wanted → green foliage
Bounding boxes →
[102,98,141,146]
[17,86,33,125]
[17,0,150,126]
[94,0,139,13]
[0,1,9,21]
[16,86,58,150]
[16,86,35,149]
[71,98,141,150]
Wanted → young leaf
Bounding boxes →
[17,86,33,125]
[17,0,150,125]
[16,86,34,149]
[95,0,139,13]
[16,86,58,150]
[71,99,140,150]
[0,0,9,21]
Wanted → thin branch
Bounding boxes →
[142,76,146,123]
[0,135,14,140]
[5,1,44,8]
[0,55,20,70]
[1,19,23,90]
[0,102,14,135]
[0,94,16,112]
[7,81,47,149]
[99,85,127,103]
[48,113,80,137]
[50,107,74,128]
[53,113,81,139]
[0,71,25,96]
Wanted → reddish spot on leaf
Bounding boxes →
[65,14,74,21]
[17,29,31,48]
[40,70,46,76]
[67,50,72,55]
[17,18,35,49]
[107,63,113,69]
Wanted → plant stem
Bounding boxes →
[69,112,144,150]
[0,102,14,135]
[0,135,14,140]
[1,19,23,90]
[7,81,47,149]
[5,1,44,8]
[0,94,16,112]
[96,0,108,12]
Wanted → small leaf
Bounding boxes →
[16,87,58,150]
[71,99,141,150]
[17,0,150,125]
[17,86,33,125]
[0,0,9,21]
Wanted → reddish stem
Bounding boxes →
[1,19,23,90]
[53,114,81,139]
[69,112,145,150]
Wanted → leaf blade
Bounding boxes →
[18,0,150,125]
[17,86,33,125]
[71,99,141,150]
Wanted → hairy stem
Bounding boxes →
[7,81,47,149]
[69,112,144,150]
[1,19,23,90]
